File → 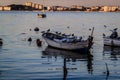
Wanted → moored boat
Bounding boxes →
[38,13,46,18]
[103,37,120,47]
[42,28,94,51]
[103,28,120,47]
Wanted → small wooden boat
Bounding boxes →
[104,37,120,47]
[42,28,94,50]
[103,28,120,47]
[38,13,46,18]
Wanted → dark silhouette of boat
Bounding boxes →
[38,13,46,18]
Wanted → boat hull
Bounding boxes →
[104,37,120,47]
[43,47,90,59]
[43,37,89,50]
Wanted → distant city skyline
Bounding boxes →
[0,0,120,7]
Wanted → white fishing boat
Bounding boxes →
[103,28,120,47]
[42,28,94,50]
[104,37,120,47]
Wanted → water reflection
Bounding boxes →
[0,46,2,76]
[103,46,120,80]
[87,53,93,74]
[103,46,120,60]
[42,47,93,79]
[42,47,92,61]
[102,63,110,80]
[0,45,2,54]
[63,58,67,80]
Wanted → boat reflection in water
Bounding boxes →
[42,47,93,80]
[103,46,120,60]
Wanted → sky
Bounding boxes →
[0,0,120,7]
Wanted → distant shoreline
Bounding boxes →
[0,3,120,12]
[0,10,120,12]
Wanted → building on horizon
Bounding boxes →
[0,6,11,11]
[91,6,100,11]
[0,6,3,11]
[25,2,33,7]
[102,6,118,12]
[25,2,43,10]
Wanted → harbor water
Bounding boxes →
[0,11,120,80]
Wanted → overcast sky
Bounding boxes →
[0,0,120,6]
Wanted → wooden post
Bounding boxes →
[91,27,94,37]
[88,27,94,49]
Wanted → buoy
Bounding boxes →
[34,27,39,31]
[28,37,32,42]
[36,39,42,47]
[29,29,32,31]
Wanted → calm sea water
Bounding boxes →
[0,11,120,80]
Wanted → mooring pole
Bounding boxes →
[88,27,94,49]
